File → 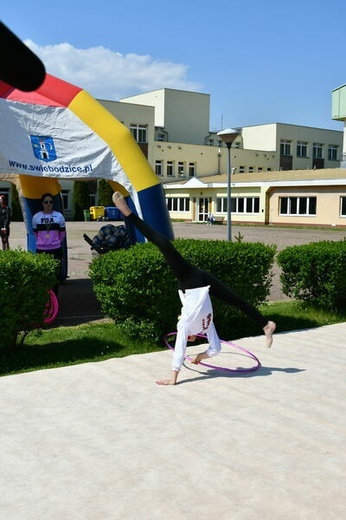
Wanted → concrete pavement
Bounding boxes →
[1,221,345,519]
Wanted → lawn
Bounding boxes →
[1,300,345,377]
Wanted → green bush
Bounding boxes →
[0,250,59,352]
[277,240,346,310]
[89,239,276,343]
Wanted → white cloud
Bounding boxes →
[24,40,202,99]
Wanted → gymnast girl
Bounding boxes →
[113,192,276,386]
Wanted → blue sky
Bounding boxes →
[2,0,345,131]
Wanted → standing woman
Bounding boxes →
[0,194,11,250]
[32,193,66,293]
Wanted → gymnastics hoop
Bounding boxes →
[164,332,261,373]
[43,289,59,325]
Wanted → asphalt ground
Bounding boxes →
[8,220,346,326]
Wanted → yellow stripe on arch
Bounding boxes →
[19,175,62,198]
[69,90,159,193]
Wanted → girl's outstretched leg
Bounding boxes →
[112,191,193,282]
[199,269,276,347]
[263,321,276,348]
[112,192,132,217]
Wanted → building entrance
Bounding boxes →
[197,197,209,222]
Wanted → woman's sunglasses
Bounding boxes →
[44,200,53,204]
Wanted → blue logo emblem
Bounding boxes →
[30,136,57,162]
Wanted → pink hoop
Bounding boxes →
[43,289,59,325]
[164,332,261,373]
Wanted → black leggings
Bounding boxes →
[127,213,267,328]
[36,247,63,295]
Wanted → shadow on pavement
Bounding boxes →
[53,278,104,327]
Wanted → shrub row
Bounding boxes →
[0,250,58,352]
[89,239,276,343]
[277,240,346,310]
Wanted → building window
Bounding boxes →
[248,166,254,172]
[328,145,338,161]
[216,197,259,214]
[206,138,214,146]
[313,143,323,159]
[280,196,317,216]
[157,132,166,142]
[340,197,346,216]
[178,162,185,177]
[167,161,174,176]
[216,197,227,212]
[155,160,163,176]
[130,124,147,143]
[280,140,291,156]
[188,162,195,177]
[166,197,190,212]
[239,166,245,173]
[247,197,260,213]
[237,198,244,212]
[297,141,308,158]
[61,190,70,211]
[233,197,259,213]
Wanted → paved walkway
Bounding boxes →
[2,221,345,519]
[0,322,345,519]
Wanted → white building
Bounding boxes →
[120,88,343,179]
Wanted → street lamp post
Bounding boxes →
[217,128,240,241]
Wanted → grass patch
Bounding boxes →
[1,301,345,377]
[0,321,163,377]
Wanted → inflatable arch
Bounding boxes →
[0,74,174,279]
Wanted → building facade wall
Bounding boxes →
[241,124,277,151]
[122,88,210,145]
[241,123,343,171]
[162,89,210,144]
[164,169,346,228]
[268,186,346,227]
[120,89,166,127]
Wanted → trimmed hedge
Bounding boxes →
[89,238,276,342]
[0,250,59,351]
[277,240,346,310]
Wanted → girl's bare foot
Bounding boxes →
[112,191,132,216]
[191,352,210,364]
[263,320,276,348]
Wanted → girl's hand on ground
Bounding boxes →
[156,379,176,386]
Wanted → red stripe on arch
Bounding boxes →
[36,74,82,106]
[0,73,82,107]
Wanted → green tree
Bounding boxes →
[98,179,113,207]
[10,183,23,222]
[73,180,90,221]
